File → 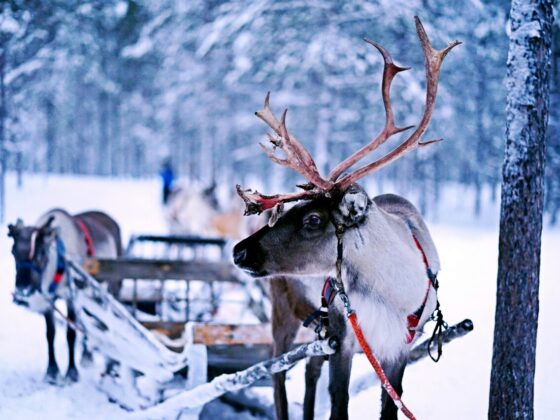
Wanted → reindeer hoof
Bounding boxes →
[65,367,79,383]
[80,350,94,368]
[44,366,61,385]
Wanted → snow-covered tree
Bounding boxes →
[489,0,554,417]
[2,0,558,219]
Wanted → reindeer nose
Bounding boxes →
[233,246,248,266]
[233,238,266,275]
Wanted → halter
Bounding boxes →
[330,220,418,418]
[15,260,42,274]
[14,232,67,298]
[305,217,448,420]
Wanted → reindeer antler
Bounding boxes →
[256,93,333,191]
[237,17,460,215]
[328,40,414,182]
[335,17,461,191]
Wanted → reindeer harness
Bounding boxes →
[49,220,95,294]
[75,218,95,258]
[15,234,67,295]
[303,218,448,420]
[49,237,67,294]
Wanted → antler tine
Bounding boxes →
[256,94,333,191]
[236,184,324,215]
[337,16,461,191]
[328,39,413,182]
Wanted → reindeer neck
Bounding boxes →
[338,207,428,312]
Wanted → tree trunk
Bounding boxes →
[489,1,553,418]
[98,90,110,175]
[45,97,57,173]
[0,36,6,223]
[199,114,213,184]
[110,96,121,176]
[474,58,487,218]
[16,151,23,188]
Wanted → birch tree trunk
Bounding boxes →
[489,1,553,418]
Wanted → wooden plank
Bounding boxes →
[206,345,272,373]
[141,321,188,340]
[88,258,241,283]
[130,234,227,247]
[141,322,316,346]
[194,323,273,345]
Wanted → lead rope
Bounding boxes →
[332,225,417,420]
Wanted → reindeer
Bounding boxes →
[233,17,460,420]
[165,183,250,240]
[8,208,122,384]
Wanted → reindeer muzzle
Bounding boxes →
[233,239,267,277]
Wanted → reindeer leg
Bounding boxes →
[327,310,352,420]
[44,310,60,384]
[271,278,300,420]
[65,303,79,382]
[303,356,325,420]
[80,336,94,368]
[379,358,407,420]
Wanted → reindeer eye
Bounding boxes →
[304,213,324,229]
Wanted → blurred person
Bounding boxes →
[160,158,175,205]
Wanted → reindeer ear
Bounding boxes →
[8,219,24,237]
[39,215,55,233]
[268,203,284,227]
[337,184,370,226]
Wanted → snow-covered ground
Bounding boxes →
[0,173,558,419]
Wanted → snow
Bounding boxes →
[5,59,44,86]
[0,173,559,419]
[0,12,20,34]
[121,39,154,59]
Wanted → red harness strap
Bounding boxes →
[342,232,436,420]
[405,233,435,343]
[348,311,417,419]
[75,218,95,257]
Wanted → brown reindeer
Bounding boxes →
[233,17,460,420]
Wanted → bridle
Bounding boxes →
[14,230,66,297]
[15,229,48,280]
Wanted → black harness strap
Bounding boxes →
[303,278,337,337]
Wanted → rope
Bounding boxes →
[51,303,85,334]
[348,312,416,419]
[332,221,416,420]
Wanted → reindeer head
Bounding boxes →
[234,184,371,276]
[8,216,57,305]
[234,17,459,278]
